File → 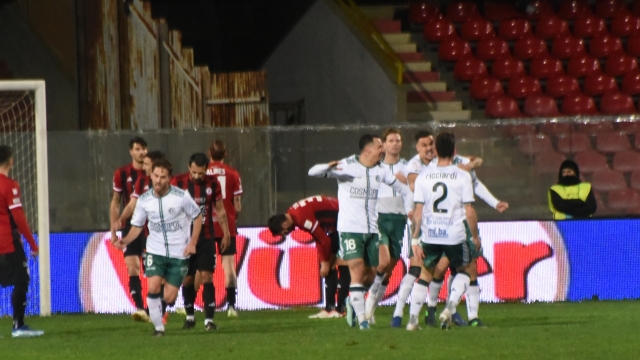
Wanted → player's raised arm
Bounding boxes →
[458,156,483,172]
[462,172,481,250]
[308,160,342,177]
[384,168,414,214]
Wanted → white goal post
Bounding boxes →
[0,80,50,316]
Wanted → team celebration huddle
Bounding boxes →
[269,128,509,330]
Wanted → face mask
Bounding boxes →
[560,175,580,185]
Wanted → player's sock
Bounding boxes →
[203,282,215,321]
[160,284,167,315]
[466,280,480,320]
[182,284,196,320]
[446,272,470,314]
[11,282,27,329]
[447,267,457,298]
[428,277,443,307]
[226,287,237,309]
[375,279,389,305]
[147,293,165,332]
[324,269,338,311]
[392,266,419,318]
[368,272,385,298]
[336,266,350,313]
[349,285,367,324]
[409,279,429,317]
[129,276,144,310]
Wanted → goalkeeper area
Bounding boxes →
[2,302,638,359]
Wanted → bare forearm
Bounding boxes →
[190,215,202,245]
[234,196,241,214]
[408,174,418,193]
[465,205,479,239]
[217,206,231,237]
[119,201,136,223]
[122,226,143,245]
[110,199,120,224]
[412,204,423,239]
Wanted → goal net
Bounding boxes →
[0,81,50,316]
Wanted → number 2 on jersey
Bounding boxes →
[433,182,448,213]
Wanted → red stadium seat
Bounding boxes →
[628,36,640,57]
[575,150,609,172]
[470,77,504,100]
[518,135,554,155]
[634,0,640,16]
[595,0,630,19]
[505,123,536,136]
[498,19,532,41]
[524,95,561,117]
[476,38,510,61]
[562,94,599,116]
[610,14,640,37]
[546,75,581,98]
[536,15,569,40]
[484,2,524,22]
[600,92,637,114]
[438,37,472,61]
[460,18,495,42]
[454,56,488,81]
[552,35,586,59]
[573,15,607,39]
[608,188,640,210]
[424,19,457,43]
[613,150,640,172]
[567,55,601,78]
[557,133,592,154]
[535,152,567,173]
[631,170,640,190]
[592,169,627,191]
[621,72,640,95]
[526,1,556,21]
[445,1,480,23]
[485,96,524,118]
[513,36,548,60]
[540,122,573,136]
[605,54,639,77]
[530,56,564,80]
[507,76,542,99]
[589,35,624,59]
[580,121,615,136]
[596,131,631,153]
[618,121,640,134]
[491,56,526,80]
[557,0,592,20]
[583,74,619,96]
[410,2,443,24]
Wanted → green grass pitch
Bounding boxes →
[1,301,639,359]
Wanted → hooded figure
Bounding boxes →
[548,160,597,219]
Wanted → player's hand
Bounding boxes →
[328,160,342,170]
[184,243,196,257]
[412,244,425,260]
[472,236,482,253]
[407,210,414,220]
[111,220,122,231]
[114,240,125,250]
[496,201,509,213]
[220,235,230,253]
[110,230,118,245]
[395,172,408,184]
[319,261,330,278]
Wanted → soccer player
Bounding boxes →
[110,137,148,321]
[206,140,242,317]
[268,195,350,318]
[0,145,43,338]
[364,128,411,324]
[308,134,412,330]
[407,132,480,330]
[171,153,230,331]
[116,158,202,337]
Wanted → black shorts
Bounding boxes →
[215,236,236,256]
[330,232,339,255]
[187,238,216,276]
[123,225,146,257]
[0,232,30,287]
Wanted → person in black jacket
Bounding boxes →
[548,160,597,219]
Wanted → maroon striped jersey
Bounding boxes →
[112,163,145,225]
[287,195,338,263]
[132,174,152,199]
[171,173,222,240]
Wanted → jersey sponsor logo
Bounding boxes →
[349,187,378,198]
[206,188,212,195]
[194,197,206,204]
[13,198,20,204]
[12,188,18,195]
[375,175,381,182]
[425,172,457,180]
[168,208,177,215]
[426,216,453,226]
[148,220,182,232]
[127,177,133,182]
[427,228,448,238]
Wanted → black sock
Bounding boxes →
[160,284,167,315]
[12,282,27,329]
[182,284,196,317]
[336,265,351,313]
[226,287,236,308]
[129,276,144,310]
[203,282,215,320]
[324,269,338,311]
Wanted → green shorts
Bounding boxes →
[420,242,471,269]
[378,213,407,260]
[339,232,379,267]
[144,253,189,288]
[440,220,482,260]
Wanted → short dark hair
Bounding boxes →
[435,132,456,158]
[189,153,209,168]
[152,158,173,175]
[145,150,165,162]
[129,137,147,149]
[209,140,226,161]
[268,214,288,236]
[382,128,401,142]
[414,130,433,142]
[359,134,380,151]
[0,145,12,166]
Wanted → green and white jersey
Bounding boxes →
[308,155,411,234]
[378,158,410,215]
[413,165,474,245]
[131,185,201,259]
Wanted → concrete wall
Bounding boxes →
[264,0,401,126]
